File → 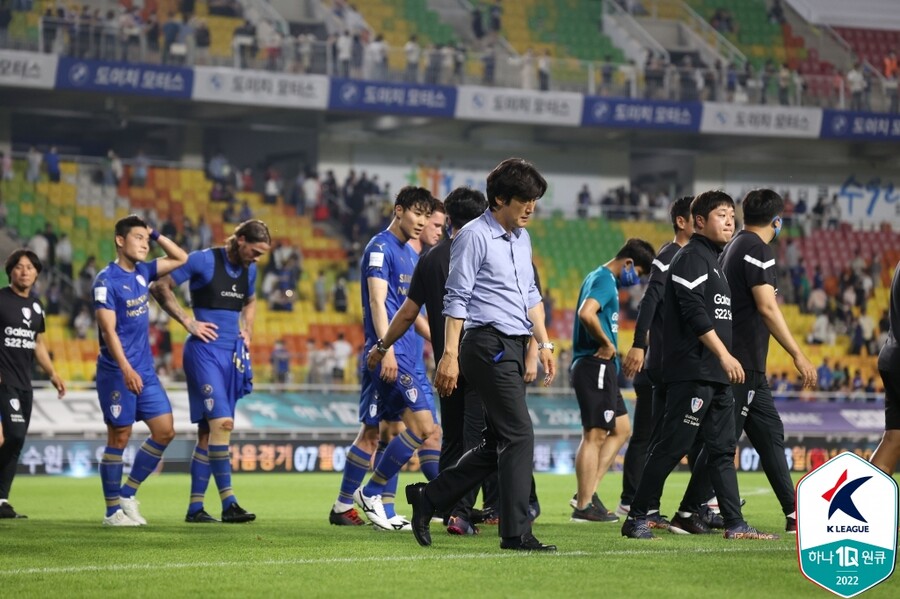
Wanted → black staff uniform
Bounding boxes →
[878,260,900,431]
[628,234,746,528]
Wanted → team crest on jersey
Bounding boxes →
[21,307,32,326]
[405,388,418,403]
[110,405,122,418]
[399,373,413,388]
[747,390,755,405]
[136,275,147,288]
[9,398,20,412]
[369,403,378,418]
[110,390,121,404]
[603,410,614,423]
[204,398,215,412]
[202,384,214,396]
[32,302,42,315]
[690,397,704,413]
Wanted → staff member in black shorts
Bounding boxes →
[622,191,777,540]
[872,258,900,475]
[0,249,66,519]
[569,239,655,523]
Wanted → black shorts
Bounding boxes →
[572,356,628,430]
[0,383,33,433]
[880,369,900,430]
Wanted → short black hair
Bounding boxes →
[394,186,435,214]
[741,189,784,226]
[615,238,656,273]
[670,196,693,233]
[691,190,734,225]
[444,187,487,230]
[114,214,149,239]
[5,249,43,278]
[486,157,547,210]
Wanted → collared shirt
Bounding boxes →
[443,209,541,337]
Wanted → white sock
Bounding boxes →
[333,500,354,512]
[0,499,8,506]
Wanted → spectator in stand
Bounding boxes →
[107,150,123,186]
[482,43,496,85]
[161,12,182,65]
[314,270,328,312]
[1,151,12,181]
[306,338,329,385]
[41,223,57,268]
[777,63,791,106]
[832,361,848,391]
[222,200,238,224]
[26,146,41,183]
[488,0,502,41]
[26,228,50,266]
[264,172,280,204]
[817,358,834,391]
[77,255,97,298]
[857,308,877,355]
[55,233,73,279]
[847,64,865,111]
[332,276,348,313]
[238,200,253,222]
[577,184,591,218]
[768,0,785,25]
[366,33,387,81]
[303,172,320,217]
[271,339,291,383]
[44,146,60,183]
[132,150,149,187]
[336,30,352,78]
[193,18,211,64]
[807,285,827,315]
[471,6,484,42]
[330,332,353,383]
[518,48,536,90]
[424,43,442,85]
[73,305,93,339]
[537,49,551,91]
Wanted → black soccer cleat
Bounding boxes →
[222,503,256,523]
[621,518,658,540]
[500,532,557,552]
[0,502,27,519]
[185,509,220,523]
[329,507,366,526]
[785,516,797,534]
[669,513,713,535]
[571,503,619,523]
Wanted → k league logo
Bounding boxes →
[797,452,898,598]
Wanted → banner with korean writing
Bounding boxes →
[455,85,583,126]
[700,102,822,138]
[192,66,329,109]
[0,50,58,89]
[55,57,192,98]
[820,109,900,141]
[327,78,456,117]
[581,96,701,131]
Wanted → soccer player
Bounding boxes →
[405,157,557,551]
[367,187,489,535]
[150,219,271,523]
[620,197,693,522]
[0,249,66,519]
[570,239,655,523]
[330,186,436,530]
[621,191,777,540]
[93,215,187,526]
[871,257,900,475]
[690,189,816,533]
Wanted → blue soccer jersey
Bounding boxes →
[170,248,257,349]
[571,265,620,372]
[360,230,419,362]
[93,260,159,375]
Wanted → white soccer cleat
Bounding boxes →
[388,515,412,531]
[119,497,147,525]
[102,508,142,527]
[353,488,392,530]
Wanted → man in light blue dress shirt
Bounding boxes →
[405,157,558,552]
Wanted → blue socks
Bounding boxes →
[100,446,124,517]
[335,445,372,509]
[418,449,441,481]
[363,430,424,498]
[121,438,167,499]
[188,446,210,515]
[209,444,237,510]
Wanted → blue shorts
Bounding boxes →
[96,361,171,427]
[184,341,238,424]
[358,358,435,426]
[416,367,437,422]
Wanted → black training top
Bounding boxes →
[408,237,452,362]
[878,259,900,372]
[720,230,778,373]
[662,234,733,385]
[0,287,46,391]
[633,240,680,372]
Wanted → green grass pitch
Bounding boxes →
[1,472,897,598]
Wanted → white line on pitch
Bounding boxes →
[0,546,792,577]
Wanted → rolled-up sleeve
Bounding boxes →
[443,227,482,319]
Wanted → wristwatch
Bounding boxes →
[375,338,390,354]
[537,342,555,352]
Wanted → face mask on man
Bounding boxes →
[772,216,782,240]
[619,263,639,287]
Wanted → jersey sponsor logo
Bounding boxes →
[204,398,215,412]
[671,273,708,290]
[690,397,704,413]
[21,306,32,327]
[32,302,42,315]
[136,274,147,288]
[399,373,413,387]
[405,388,418,403]
[9,398,20,412]
[110,390,121,404]
[743,254,776,270]
[94,287,108,303]
[603,409,614,423]
[220,284,245,299]
[110,404,122,418]
[369,252,385,268]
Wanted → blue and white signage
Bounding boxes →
[456,85,583,126]
[701,102,822,138]
[582,97,701,131]
[821,110,900,141]
[55,57,192,98]
[192,67,329,109]
[328,79,456,117]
